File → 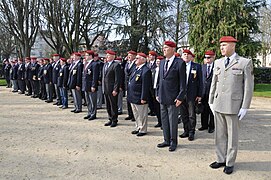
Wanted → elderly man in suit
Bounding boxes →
[68,52,83,113]
[199,50,216,133]
[179,49,203,141]
[82,50,99,120]
[102,50,121,127]
[209,36,254,174]
[156,41,187,152]
[128,52,152,136]
[30,57,40,98]
[43,58,53,103]
[17,59,26,94]
[57,58,70,109]
[52,54,61,106]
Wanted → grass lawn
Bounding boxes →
[0,79,7,86]
[254,84,271,98]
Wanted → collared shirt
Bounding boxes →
[186,61,191,84]
[225,52,236,66]
[206,62,214,76]
[85,59,93,70]
[136,63,145,71]
[165,55,175,72]
[53,60,60,69]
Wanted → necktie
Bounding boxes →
[207,65,210,77]
[104,63,109,72]
[225,57,230,68]
[164,60,169,74]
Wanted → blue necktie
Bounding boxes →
[225,57,230,68]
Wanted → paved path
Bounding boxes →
[0,87,270,179]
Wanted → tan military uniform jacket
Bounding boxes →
[209,54,254,114]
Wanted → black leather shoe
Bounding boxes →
[46,100,53,103]
[223,166,234,174]
[74,110,82,113]
[118,112,123,115]
[137,132,146,136]
[179,132,189,138]
[209,162,226,169]
[208,129,215,133]
[198,127,208,131]
[88,116,96,120]
[157,142,170,148]
[125,116,133,120]
[70,109,76,112]
[84,115,90,119]
[169,146,176,152]
[53,102,58,105]
[188,134,194,141]
[110,122,117,127]
[154,123,162,128]
[131,118,135,122]
[131,130,139,134]
[104,121,112,126]
[62,106,68,109]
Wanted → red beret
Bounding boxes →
[73,52,81,56]
[25,57,31,60]
[164,41,176,48]
[182,49,193,55]
[115,57,122,61]
[52,54,60,57]
[60,58,67,62]
[31,57,37,60]
[127,50,137,55]
[149,51,157,56]
[105,50,116,55]
[85,50,94,55]
[43,58,50,61]
[192,54,195,58]
[157,56,164,60]
[219,36,238,43]
[205,50,215,56]
[174,52,180,57]
[94,53,98,57]
[137,52,147,58]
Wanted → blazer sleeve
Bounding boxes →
[141,69,152,102]
[113,63,121,92]
[242,59,254,109]
[176,60,187,101]
[92,63,99,89]
[76,63,83,87]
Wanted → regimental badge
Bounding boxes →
[73,69,77,75]
[44,70,47,75]
[191,69,197,78]
[87,69,91,75]
[60,73,63,77]
[135,74,140,81]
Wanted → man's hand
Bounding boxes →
[156,96,159,103]
[209,103,215,114]
[76,86,80,91]
[238,108,248,120]
[195,97,202,102]
[91,87,96,92]
[175,99,182,107]
[112,91,118,96]
[141,100,146,104]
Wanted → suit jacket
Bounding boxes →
[43,63,53,84]
[202,63,214,97]
[186,62,203,101]
[4,64,11,79]
[102,61,121,94]
[127,64,152,104]
[57,64,69,88]
[124,61,136,91]
[10,64,19,80]
[38,65,44,80]
[68,61,83,89]
[209,54,254,114]
[17,63,25,80]
[30,63,40,80]
[24,63,32,80]
[157,57,187,105]
[52,61,61,84]
[82,60,99,92]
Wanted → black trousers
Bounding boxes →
[25,79,32,94]
[201,96,214,130]
[104,93,118,122]
[127,99,134,118]
[180,99,197,134]
[18,79,26,92]
[30,79,39,96]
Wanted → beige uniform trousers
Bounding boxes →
[131,103,148,133]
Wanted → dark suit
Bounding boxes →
[147,60,157,115]
[24,62,32,95]
[4,63,11,87]
[11,63,19,91]
[201,63,214,130]
[157,57,186,147]
[52,61,61,103]
[29,62,40,96]
[96,60,104,108]
[180,61,203,135]
[68,61,83,111]
[82,60,99,117]
[102,61,121,123]
[17,63,26,93]
[43,63,53,101]
[58,64,69,107]
[124,61,136,118]
[38,65,46,99]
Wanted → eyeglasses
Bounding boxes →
[204,57,212,59]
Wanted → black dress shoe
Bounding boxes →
[198,127,208,131]
[84,115,90,119]
[209,162,226,169]
[131,130,139,134]
[104,121,112,126]
[137,132,146,136]
[62,106,68,109]
[74,110,82,113]
[46,100,53,103]
[154,123,162,128]
[118,112,123,115]
[223,166,234,174]
[179,132,189,138]
[53,102,58,105]
[208,129,215,133]
[188,134,194,141]
[131,118,135,122]
[125,116,133,120]
[169,146,176,152]
[88,116,96,120]
[71,109,76,112]
[157,142,170,148]
[110,122,117,127]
